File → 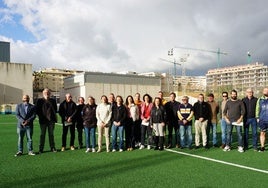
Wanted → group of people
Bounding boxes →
[15,87,268,156]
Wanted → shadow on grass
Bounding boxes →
[2,151,176,188]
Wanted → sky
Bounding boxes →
[0,0,268,76]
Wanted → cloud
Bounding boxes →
[1,0,268,75]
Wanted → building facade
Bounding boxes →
[206,62,268,97]
[0,62,32,113]
[63,72,161,104]
[33,68,83,102]
[0,41,10,62]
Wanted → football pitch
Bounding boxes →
[1,115,268,188]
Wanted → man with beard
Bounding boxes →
[36,88,57,153]
[256,88,268,152]
[15,95,36,156]
[223,90,245,152]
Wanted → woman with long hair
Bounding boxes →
[96,95,112,152]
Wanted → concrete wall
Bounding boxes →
[64,72,161,104]
[0,62,33,105]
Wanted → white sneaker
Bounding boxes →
[92,148,96,153]
[119,149,123,152]
[223,146,230,152]
[238,146,244,153]
[147,145,151,150]
[28,151,35,156]
[112,149,116,152]
[139,145,145,149]
[85,148,90,153]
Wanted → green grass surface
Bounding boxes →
[1,115,268,188]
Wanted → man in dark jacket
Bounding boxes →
[36,88,57,153]
[59,93,77,151]
[165,92,180,148]
[242,88,258,151]
[193,94,211,149]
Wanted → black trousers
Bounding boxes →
[125,118,135,148]
[167,121,178,146]
[141,124,153,145]
[134,119,142,143]
[76,121,83,146]
[62,122,75,147]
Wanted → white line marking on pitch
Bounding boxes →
[165,148,268,174]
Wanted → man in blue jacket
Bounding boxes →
[15,95,36,156]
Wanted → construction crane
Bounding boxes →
[173,46,228,68]
[159,57,181,77]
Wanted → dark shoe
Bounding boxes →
[213,144,218,148]
[259,147,265,152]
[38,150,43,154]
[154,146,159,150]
[159,147,164,151]
[79,145,83,149]
[176,144,180,148]
[195,146,200,149]
[14,151,23,157]
[204,145,209,149]
[221,144,225,149]
[51,147,57,152]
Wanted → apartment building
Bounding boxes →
[206,62,268,97]
[33,68,83,102]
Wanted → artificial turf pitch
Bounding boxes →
[1,115,268,188]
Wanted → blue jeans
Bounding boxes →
[226,122,243,147]
[84,127,96,149]
[244,118,257,149]
[207,123,217,145]
[111,124,124,150]
[179,125,192,147]
[221,118,227,145]
[17,126,33,152]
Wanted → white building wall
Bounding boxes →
[0,62,32,105]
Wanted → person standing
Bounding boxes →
[139,94,153,150]
[15,95,36,156]
[96,95,112,153]
[220,92,229,149]
[223,90,245,152]
[108,93,116,108]
[193,94,211,149]
[111,95,127,152]
[134,92,142,147]
[177,96,194,149]
[242,88,258,151]
[76,97,85,149]
[207,93,219,147]
[125,95,139,151]
[36,88,57,153]
[82,96,97,153]
[165,92,180,148]
[59,93,77,151]
[256,88,268,152]
[158,91,167,106]
[150,97,166,151]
